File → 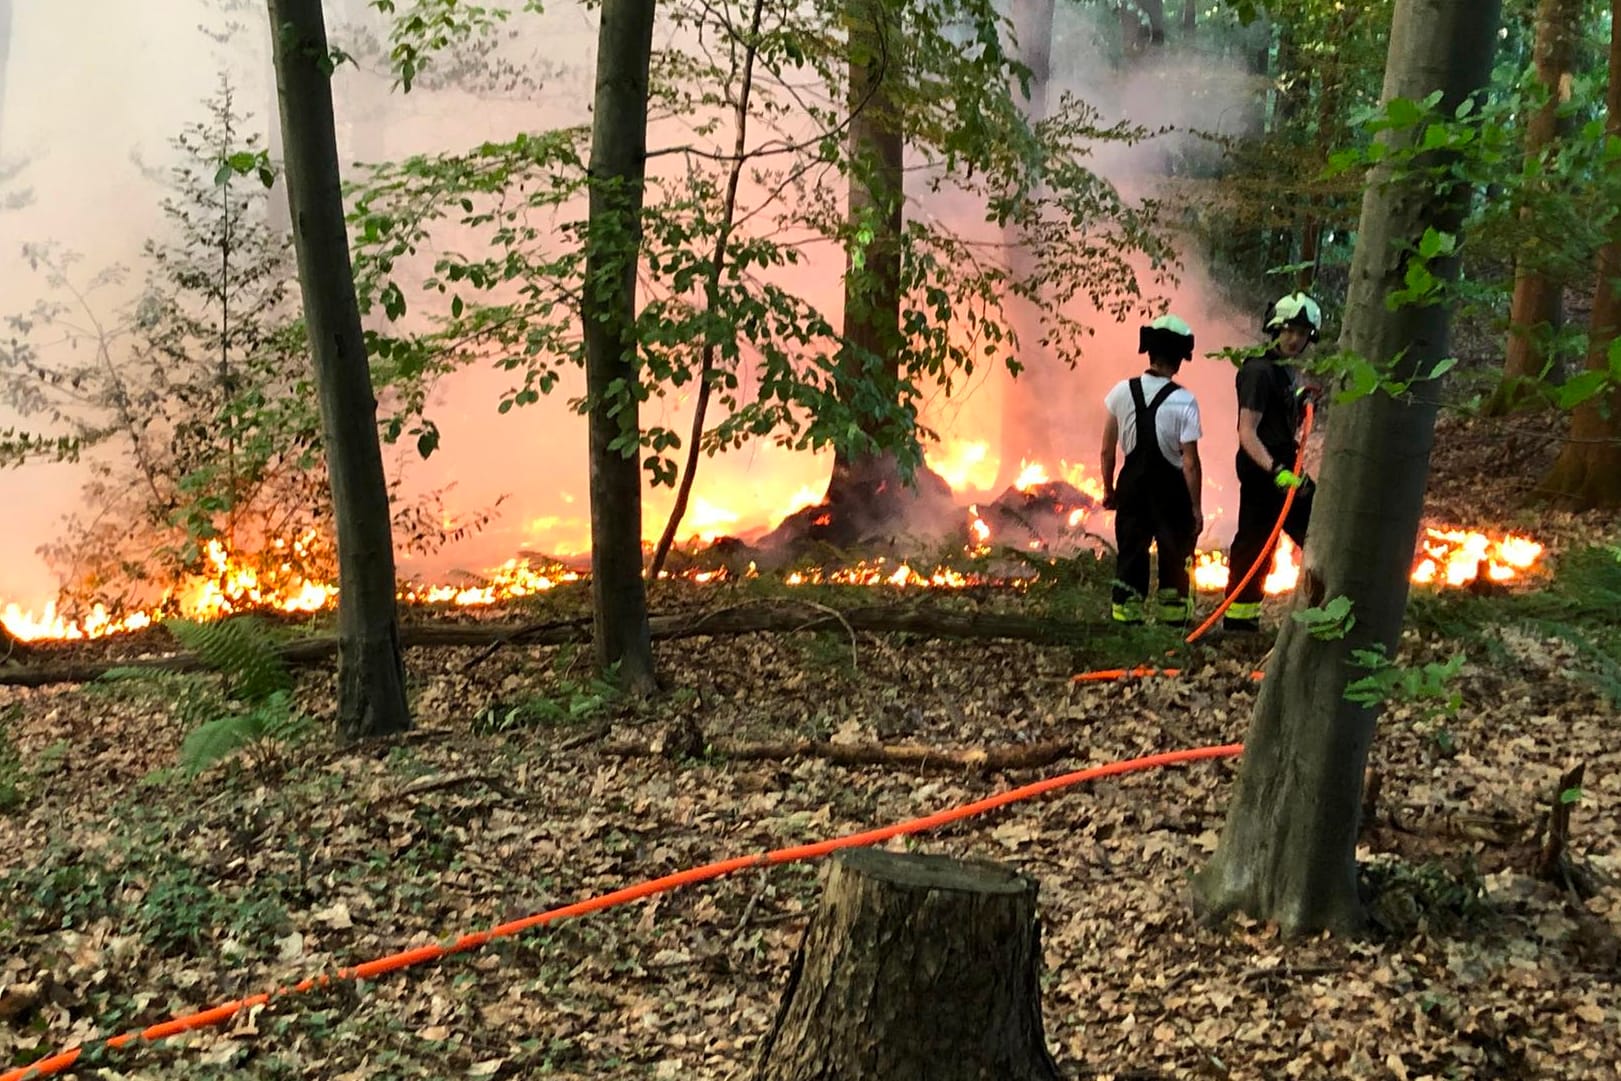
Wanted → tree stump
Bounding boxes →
[753,848,1061,1081]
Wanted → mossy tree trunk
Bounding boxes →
[754,848,1061,1081]
[268,0,411,741]
[1485,0,1585,416]
[582,0,659,693]
[1193,0,1501,937]
[828,0,908,509]
[1540,0,1621,508]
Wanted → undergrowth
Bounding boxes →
[1408,544,1621,702]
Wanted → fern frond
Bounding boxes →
[166,616,291,703]
[179,691,305,774]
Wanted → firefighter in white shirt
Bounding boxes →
[1100,315,1204,624]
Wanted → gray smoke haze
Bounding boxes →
[0,0,1273,616]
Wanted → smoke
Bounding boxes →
[930,1,1273,546]
[0,0,1273,616]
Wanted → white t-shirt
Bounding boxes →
[1103,374,1202,467]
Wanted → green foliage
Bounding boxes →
[352,0,1173,486]
[0,80,335,614]
[1409,544,1621,704]
[1363,854,1490,935]
[180,692,311,776]
[1344,645,1467,750]
[100,616,311,776]
[1292,594,1357,639]
[166,616,294,703]
[0,713,23,814]
[0,827,293,950]
[474,652,620,732]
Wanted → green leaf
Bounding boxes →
[1560,786,1583,805]
[1555,370,1610,410]
[1384,96,1424,129]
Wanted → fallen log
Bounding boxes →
[604,735,1074,773]
[0,601,1102,688]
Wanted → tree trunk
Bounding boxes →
[267,0,411,741]
[754,849,1061,1081]
[1181,0,1195,35]
[828,0,907,507]
[1193,0,1501,937]
[1119,0,1166,59]
[1486,0,1584,415]
[995,0,1059,488]
[582,0,658,693]
[1540,0,1621,509]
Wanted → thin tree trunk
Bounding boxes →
[1486,0,1584,415]
[1540,0,1621,508]
[582,0,659,693]
[268,0,411,741]
[1193,0,1501,937]
[1181,0,1195,35]
[828,0,907,506]
[648,0,766,581]
[994,0,1059,489]
[754,849,1061,1081]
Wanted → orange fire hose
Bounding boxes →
[1075,400,1315,684]
[1,742,1242,1081]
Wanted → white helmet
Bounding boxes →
[1138,313,1195,360]
[1265,293,1322,341]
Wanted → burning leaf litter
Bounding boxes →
[2,524,1545,642]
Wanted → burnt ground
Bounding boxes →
[1,407,1618,1080]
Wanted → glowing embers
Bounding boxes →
[783,560,979,589]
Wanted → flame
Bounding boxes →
[1193,528,1543,596]
[0,516,1546,643]
[1060,460,1108,503]
[1012,460,1050,492]
[1412,528,1543,587]
[968,505,992,547]
[932,440,996,492]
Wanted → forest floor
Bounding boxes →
[2,408,1620,1080]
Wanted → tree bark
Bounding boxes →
[1540,0,1621,509]
[828,0,907,506]
[606,735,1074,773]
[1486,0,1584,415]
[0,602,1112,687]
[1193,0,1501,937]
[754,849,1061,1081]
[1119,0,1166,59]
[267,0,411,741]
[1181,0,1195,36]
[582,0,659,693]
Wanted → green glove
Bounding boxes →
[1273,467,1304,490]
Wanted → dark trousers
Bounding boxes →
[1226,454,1313,616]
[1113,492,1196,622]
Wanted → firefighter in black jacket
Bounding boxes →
[1223,292,1321,632]
[1101,315,1204,624]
